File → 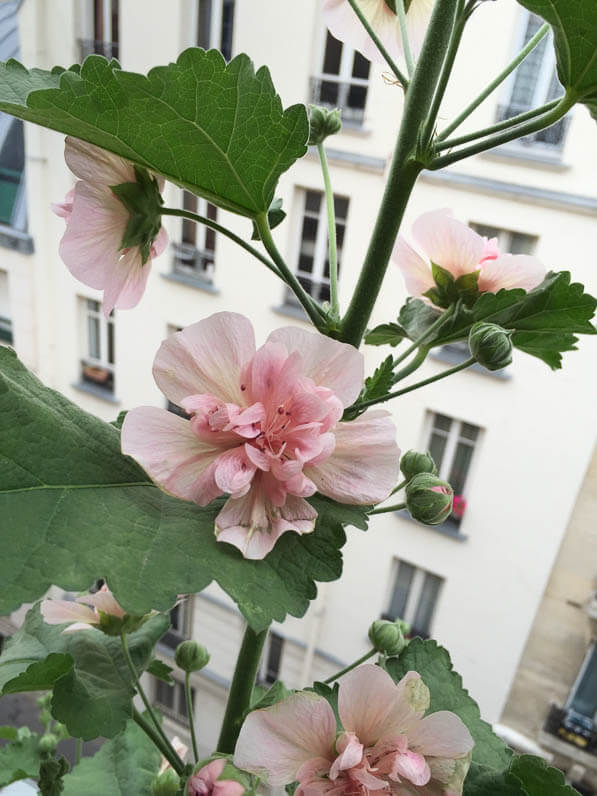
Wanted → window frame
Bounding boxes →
[171,190,217,285]
[386,559,443,639]
[160,598,192,652]
[196,0,235,59]
[565,642,597,721]
[154,676,196,727]
[79,298,115,394]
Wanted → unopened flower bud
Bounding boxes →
[406,473,453,525]
[368,619,407,656]
[151,768,180,796]
[468,322,512,371]
[38,733,58,755]
[400,450,437,481]
[174,640,210,673]
[308,105,342,146]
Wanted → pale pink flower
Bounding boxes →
[52,137,168,318]
[393,209,545,300]
[121,312,400,560]
[188,759,245,796]
[234,664,474,795]
[159,736,189,775]
[323,0,435,66]
[40,584,126,633]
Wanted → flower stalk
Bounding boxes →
[316,141,340,320]
[346,0,408,86]
[323,648,377,683]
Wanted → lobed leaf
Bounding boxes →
[0,730,41,787]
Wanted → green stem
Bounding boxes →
[133,708,184,775]
[346,0,408,86]
[185,672,199,763]
[435,98,560,152]
[339,0,458,347]
[392,346,428,383]
[369,501,407,515]
[393,305,455,368]
[255,213,327,330]
[317,142,340,319]
[430,93,575,170]
[75,738,82,765]
[352,356,476,411]
[390,478,408,496]
[437,22,550,141]
[323,649,377,684]
[160,207,282,279]
[396,0,414,78]
[217,626,268,754]
[120,633,181,770]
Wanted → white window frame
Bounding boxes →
[387,560,443,637]
[193,0,235,56]
[79,298,115,391]
[312,27,370,124]
[172,190,216,283]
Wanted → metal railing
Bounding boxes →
[78,38,119,61]
[310,76,367,126]
[495,103,569,151]
[544,703,597,755]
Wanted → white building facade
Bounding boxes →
[1,0,596,777]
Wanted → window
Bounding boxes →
[154,677,196,727]
[386,560,443,639]
[80,0,119,60]
[287,189,348,307]
[567,644,597,723]
[198,0,235,60]
[311,31,370,126]
[469,223,537,256]
[426,413,480,525]
[498,12,568,151]
[161,600,191,651]
[259,632,284,685]
[172,192,217,284]
[80,299,115,394]
[0,270,12,345]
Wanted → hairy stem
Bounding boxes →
[392,346,429,383]
[369,501,407,515]
[185,672,199,763]
[317,142,340,319]
[396,0,414,78]
[323,648,377,684]
[217,626,268,754]
[133,708,184,774]
[393,305,454,367]
[390,478,408,496]
[438,22,550,141]
[346,0,408,86]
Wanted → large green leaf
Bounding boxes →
[0,729,41,787]
[61,716,161,795]
[509,755,580,795]
[0,605,169,739]
[0,50,308,216]
[516,0,597,119]
[0,348,364,631]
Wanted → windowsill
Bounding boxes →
[339,120,371,137]
[161,271,219,294]
[0,224,34,254]
[272,302,309,322]
[71,381,120,404]
[430,346,512,380]
[482,144,570,172]
[395,509,468,541]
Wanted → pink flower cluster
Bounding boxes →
[188,759,244,796]
[122,312,400,559]
[234,663,474,794]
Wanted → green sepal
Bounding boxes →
[425,263,480,308]
[110,166,164,264]
[146,658,174,684]
[97,609,149,636]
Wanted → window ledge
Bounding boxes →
[0,224,34,254]
[161,271,219,294]
[71,381,120,404]
[430,346,512,380]
[482,144,570,172]
[272,302,309,322]
[394,509,468,541]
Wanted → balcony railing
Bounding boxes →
[544,704,597,755]
[78,38,119,61]
[172,242,215,284]
[310,76,367,126]
[495,103,569,151]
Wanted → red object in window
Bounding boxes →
[452,494,467,519]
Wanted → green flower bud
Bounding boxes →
[174,640,210,673]
[468,322,513,371]
[368,619,407,656]
[400,450,438,481]
[151,768,180,796]
[38,733,58,755]
[406,473,453,525]
[308,105,342,146]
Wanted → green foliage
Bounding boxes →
[39,756,69,796]
[0,728,41,787]
[146,658,174,684]
[364,322,407,347]
[247,680,293,715]
[362,355,395,402]
[398,272,597,369]
[0,605,169,739]
[61,716,162,795]
[1,653,73,694]
[424,263,480,308]
[515,0,597,120]
[0,349,367,632]
[0,49,308,216]
[251,196,286,239]
[509,755,581,795]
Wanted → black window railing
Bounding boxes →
[544,703,597,755]
[79,38,119,61]
[495,103,569,151]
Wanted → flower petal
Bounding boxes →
[40,599,98,627]
[78,585,125,618]
[153,312,256,406]
[392,750,431,787]
[478,253,545,293]
[233,692,336,785]
[101,247,152,317]
[305,410,399,504]
[412,209,486,279]
[323,0,403,65]
[407,711,474,759]
[214,447,257,497]
[121,406,224,505]
[64,136,134,185]
[150,225,169,258]
[392,236,435,296]
[267,326,364,407]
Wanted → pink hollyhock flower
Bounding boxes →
[188,759,245,796]
[121,312,400,560]
[234,663,474,795]
[52,136,168,318]
[323,0,435,67]
[393,209,545,301]
[40,583,126,633]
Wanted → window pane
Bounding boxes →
[87,316,100,360]
[298,254,314,275]
[107,320,115,365]
[220,0,235,60]
[336,223,346,251]
[352,51,370,80]
[319,79,340,107]
[509,232,536,255]
[87,299,100,313]
[322,31,342,75]
[388,561,415,621]
[301,215,319,243]
[448,441,474,495]
[298,275,314,296]
[508,14,549,110]
[412,573,442,636]
[318,282,331,303]
[334,196,349,220]
[197,0,212,49]
[347,83,367,111]
[428,431,448,472]
[155,679,174,709]
[305,191,322,214]
[264,633,284,684]
[569,645,597,721]
[471,223,499,239]
[460,422,479,442]
[433,413,452,432]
